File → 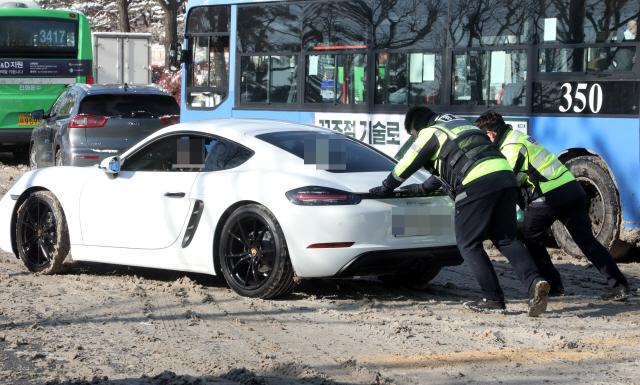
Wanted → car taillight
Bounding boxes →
[69,115,107,128]
[285,186,361,206]
[160,116,180,127]
[86,77,94,84]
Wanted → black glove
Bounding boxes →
[399,184,426,195]
[369,181,392,196]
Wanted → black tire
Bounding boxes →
[55,149,62,167]
[15,191,72,274]
[219,204,294,299]
[378,263,441,288]
[29,142,38,170]
[552,156,631,260]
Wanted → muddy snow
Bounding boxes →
[1,152,640,385]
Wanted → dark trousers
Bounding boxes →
[455,187,542,301]
[521,196,627,288]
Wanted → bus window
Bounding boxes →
[240,55,297,104]
[186,6,230,34]
[452,50,526,106]
[586,46,637,72]
[187,36,229,108]
[305,54,367,105]
[451,51,486,105]
[492,50,527,107]
[536,1,637,44]
[375,52,442,105]
[237,4,302,53]
[539,48,585,73]
[449,0,529,47]
[302,1,371,51]
[373,0,448,49]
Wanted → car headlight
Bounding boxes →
[285,186,361,205]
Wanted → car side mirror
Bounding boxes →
[100,156,120,179]
[30,109,45,120]
[169,42,182,71]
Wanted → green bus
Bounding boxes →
[0,2,93,162]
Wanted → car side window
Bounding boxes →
[57,90,76,117]
[202,140,254,172]
[48,90,69,118]
[121,134,217,172]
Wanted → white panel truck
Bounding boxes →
[92,32,152,85]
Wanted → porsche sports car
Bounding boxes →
[0,119,462,298]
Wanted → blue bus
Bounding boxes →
[172,0,640,259]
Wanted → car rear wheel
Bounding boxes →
[15,191,72,274]
[378,262,441,288]
[219,204,294,299]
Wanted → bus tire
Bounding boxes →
[552,156,631,260]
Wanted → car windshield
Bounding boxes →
[256,131,397,173]
[79,94,180,118]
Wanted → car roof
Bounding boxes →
[121,119,339,157]
[180,118,336,141]
[71,83,172,98]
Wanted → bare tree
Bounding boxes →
[117,0,133,32]
[156,0,187,68]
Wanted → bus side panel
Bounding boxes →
[530,116,640,229]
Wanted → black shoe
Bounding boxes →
[463,298,507,315]
[601,283,631,301]
[528,278,550,317]
[548,281,565,297]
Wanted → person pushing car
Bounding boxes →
[474,110,630,301]
[369,106,550,316]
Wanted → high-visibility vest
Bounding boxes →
[498,126,575,194]
[392,114,511,194]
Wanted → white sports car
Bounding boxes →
[0,119,461,298]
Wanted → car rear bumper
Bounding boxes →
[333,245,462,278]
[278,195,459,277]
[0,129,32,145]
[68,147,123,167]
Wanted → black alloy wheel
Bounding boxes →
[219,205,294,299]
[16,191,71,274]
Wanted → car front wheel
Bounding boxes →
[219,204,294,299]
[15,191,72,274]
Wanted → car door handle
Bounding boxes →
[164,192,185,198]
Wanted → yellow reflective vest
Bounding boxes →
[497,126,575,195]
[391,115,512,190]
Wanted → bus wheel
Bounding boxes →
[552,156,631,260]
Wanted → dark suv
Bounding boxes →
[29,84,180,169]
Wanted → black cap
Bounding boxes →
[405,106,436,134]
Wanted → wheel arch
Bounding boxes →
[10,186,50,258]
[557,148,619,191]
[212,200,262,278]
